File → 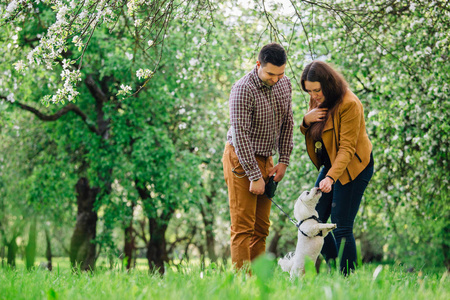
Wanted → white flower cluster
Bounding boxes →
[72,36,83,51]
[42,69,81,104]
[126,0,145,14]
[117,84,132,97]
[3,0,18,18]
[13,60,26,73]
[8,0,120,104]
[136,69,154,80]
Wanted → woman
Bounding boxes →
[300,61,374,275]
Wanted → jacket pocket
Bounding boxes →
[355,152,362,163]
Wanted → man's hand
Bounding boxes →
[249,178,265,195]
[268,163,287,182]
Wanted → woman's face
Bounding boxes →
[304,81,324,105]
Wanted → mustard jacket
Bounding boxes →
[300,90,373,185]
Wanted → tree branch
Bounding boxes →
[1,95,99,135]
[84,74,110,137]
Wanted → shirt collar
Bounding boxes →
[251,66,272,90]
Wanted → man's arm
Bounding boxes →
[229,83,262,181]
[277,81,294,167]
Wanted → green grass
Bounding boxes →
[0,256,448,300]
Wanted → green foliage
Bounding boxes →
[0,0,448,270]
[0,260,448,300]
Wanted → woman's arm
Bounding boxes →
[327,98,362,181]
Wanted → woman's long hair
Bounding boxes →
[301,61,348,141]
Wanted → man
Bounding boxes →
[223,43,294,269]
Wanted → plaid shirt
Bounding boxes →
[227,66,294,181]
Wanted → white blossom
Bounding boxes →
[6,93,15,103]
[436,38,448,48]
[13,60,25,72]
[136,69,154,80]
[189,58,199,66]
[117,84,132,97]
[4,1,18,17]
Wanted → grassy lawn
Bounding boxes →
[0,256,448,300]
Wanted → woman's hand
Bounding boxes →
[304,108,328,126]
[319,176,334,193]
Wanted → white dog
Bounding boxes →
[278,187,336,278]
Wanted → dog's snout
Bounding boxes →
[312,187,322,195]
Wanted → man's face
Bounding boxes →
[256,61,286,86]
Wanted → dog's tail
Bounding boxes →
[278,252,295,272]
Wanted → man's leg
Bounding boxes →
[249,194,271,260]
[250,156,273,261]
[223,142,258,269]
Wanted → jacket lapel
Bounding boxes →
[323,116,333,132]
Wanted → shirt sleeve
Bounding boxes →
[278,80,294,165]
[229,83,262,181]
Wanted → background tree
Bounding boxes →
[0,0,448,272]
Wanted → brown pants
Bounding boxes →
[222,142,273,269]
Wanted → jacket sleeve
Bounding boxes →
[300,117,309,136]
[327,99,362,181]
[229,83,262,181]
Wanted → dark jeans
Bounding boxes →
[315,161,374,275]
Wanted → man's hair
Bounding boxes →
[258,43,287,67]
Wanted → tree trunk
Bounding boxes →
[7,235,18,267]
[135,182,174,275]
[70,177,99,271]
[124,203,135,270]
[267,229,281,257]
[45,227,53,271]
[1,245,5,267]
[200,194,218,263]
[147,213,172,275]
[443,221,450,272]
[443,242,450,272]
[25,218,37,270]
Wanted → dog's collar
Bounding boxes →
[297,216,323,237]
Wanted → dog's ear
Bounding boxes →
[294,191,307,217]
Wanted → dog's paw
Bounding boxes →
[329,223,337,229]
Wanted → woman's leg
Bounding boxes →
[314,167,338,264]
[331,164,374,275]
